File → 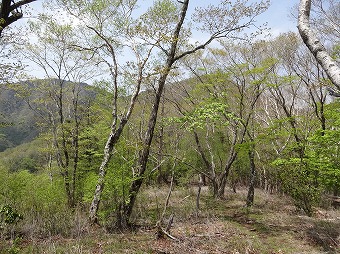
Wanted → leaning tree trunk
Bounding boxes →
[88,117,133,224]
[121,70,174,226]
[298,0,340,89]
[88,58,142,223]
[120,0,190,226]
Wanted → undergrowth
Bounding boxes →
[1,186,339,254]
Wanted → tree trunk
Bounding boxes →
[196,177,202,216]
[88,32,144,223]
[193,131,211,185]
[199,174,206,186]
[216,150,238,198]
[88,118,129,224]
[121,73,171,225]
[157,94,165,184]
[332,187,339,209]
[298,0,340,89]
[246,144,256,207]
[120,0,190,225]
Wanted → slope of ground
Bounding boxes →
[2,187,339,253]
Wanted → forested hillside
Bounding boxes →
[0,80,94,151]
[0,84,38,151]
[0,0,339,253]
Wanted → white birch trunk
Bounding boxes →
[298,0,340,89]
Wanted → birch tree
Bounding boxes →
[298,0,340,89]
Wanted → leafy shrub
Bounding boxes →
[0,205,23,225]
[273,158,321,216]
[0,167,76,238]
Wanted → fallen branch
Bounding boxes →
[156,215,178,241]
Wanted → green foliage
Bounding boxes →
[264,99,340,214]
[0,165,75,237]
[230,144,252,185]
[0,139,46,173]
[0,205,23,225]
[97,139,138,225]
[6,236,22,254]
[82,172,99,204]
[272,157,321,216]
[331,43,340,60]
[305,101,340,193]
[178,102,236,130]
[138,0,178,39]
[1,2,340,244]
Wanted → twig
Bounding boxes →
[161,170,174,219]
[196,179,202,217]
[179,195,191,203]
[156,169,177,241]
[160,226,178,241]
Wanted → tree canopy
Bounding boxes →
[0,0,339,252]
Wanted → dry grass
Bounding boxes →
[2,186,339,254]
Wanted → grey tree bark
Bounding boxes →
[298,0,340,89]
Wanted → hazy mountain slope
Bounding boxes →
[0,79,95,152]
[0,86,39,151]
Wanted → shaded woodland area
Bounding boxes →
[0,0,339,253]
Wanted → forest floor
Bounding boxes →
[2,186,340,254]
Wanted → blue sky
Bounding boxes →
[261,0,300,35]
[21,0,301,80]
[27,0,300,36]
[193,0,299,35]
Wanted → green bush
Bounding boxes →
[273,158,321,216]
[0,167,76,238]
[0,205,23,225]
